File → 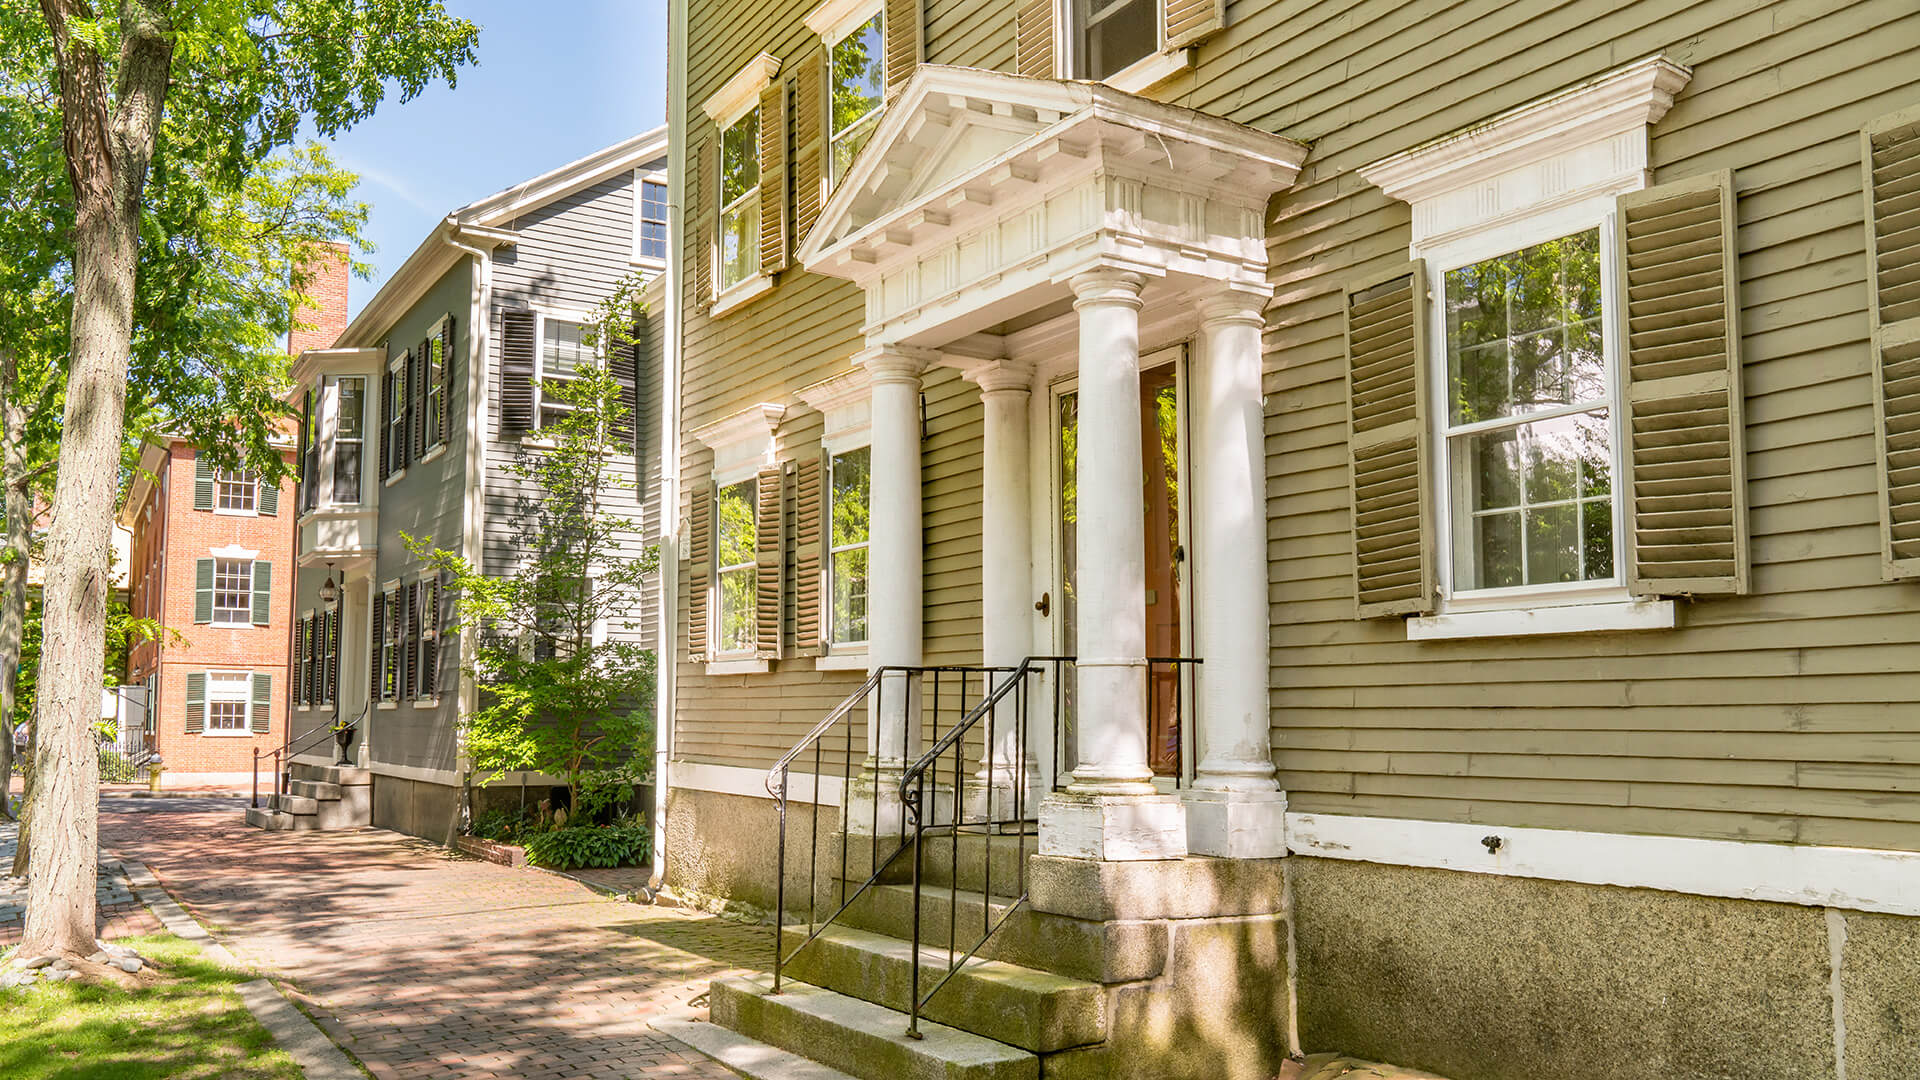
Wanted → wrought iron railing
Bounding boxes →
[253,703,367,809]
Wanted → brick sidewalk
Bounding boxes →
[99,799,768,1079]
[0,815,162,947]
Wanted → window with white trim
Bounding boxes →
[386,357,409,476]
[828,12,885,186]
[714,478,759,655]
[212,559,254,625]
[637,177,668,261]
[1440,229,1617,594]
[827,446,870,644]
[206,671,251,732]
[333,376,365,504]
[424,330,446,449]
[215,470,258,513]
[1073,0,1156,81]
[719,109,762,292]
[538,317,594,429]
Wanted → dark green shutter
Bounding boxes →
[402,348,418,467]
[251,561,272,625]
[293,619,307,706]
[414,337,430,459]
[379,364,394,482]
[251,673,272,734]
[1864,105,1920,579]
[370,595,385,703]
[184,672,206,733]
[1617,171,1749,596]
[500,310,536,433]
[194,558,215,623]
[1344,262,1436,618]
[258,476,278,516]
[438,316,456,446]
[193,452,214,510]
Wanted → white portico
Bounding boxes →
[798,66,1306,861]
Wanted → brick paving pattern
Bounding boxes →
[0,815,162,947]
[99,798,769,1079]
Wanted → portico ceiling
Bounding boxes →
[797,65,1309,346]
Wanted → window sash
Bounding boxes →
[214,470,257,512]
[207,674,251,731]
[212,560,252,624]
[387,364,408,473]
[332,376,365,504]
[714,479,758,656]
[536,316,595,428]
[639,180,668,260]
[827,448,871,645]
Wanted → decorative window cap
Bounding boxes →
[796,368,871,418]
[691,403,788,465]
[703,53,782,127]
[210,544,259,561]
[1359,55,1692,208]
[805,0,881,44]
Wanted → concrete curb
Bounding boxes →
[650,1013,859,1080]
[116,857,366,1080]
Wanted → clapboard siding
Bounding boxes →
[682,0,1920,847]
[486,165,666,649]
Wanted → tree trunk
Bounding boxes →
[19,0,174,963]
[0,347,25,819]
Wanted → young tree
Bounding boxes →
[412,277,657,822]
[17,0,477,964]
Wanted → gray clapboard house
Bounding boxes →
[247,126,670,841]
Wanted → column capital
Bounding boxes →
[1197,286,1271,328]
[855,343,939,384]
[958,358,1035,396]
[1068,268,1146,310]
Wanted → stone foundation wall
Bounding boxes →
[370,774,463,846]
[664,785,841,914]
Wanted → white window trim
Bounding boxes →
[526,305,598,438]
[386,351,410,483]
[716,110,765,298]
[321,373,370,507]
[797,369,876,657]
[711,273,775,317]
[425,314,451,453]
[1053,0,1192,91]
[824,446,872,651]
[211,468,261,517]
[1102,43,1193,94]
[711,475,762,663]
[691,404,786,669]
[808,0,886,189]
[202,669,255,736]
[632,168,669,269]
[705,54,781,313]
[1356,55,1694,639]
[701,52,780,128]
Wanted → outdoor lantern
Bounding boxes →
[318,565,338,605]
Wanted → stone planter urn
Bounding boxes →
[334,724,354,765]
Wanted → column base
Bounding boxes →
[963,766,1046,827]
[1039,791,1187,861]
[845,769,953,839]
[1182,788,1289,859]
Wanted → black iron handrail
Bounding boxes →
[254,703,367,809]
[766,664,1012,996]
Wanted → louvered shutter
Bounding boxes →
[405,346,421,463]
[687,481,715,661]
[755,466,785,658]
[258,475,278,516]
[1617,171,1749,596]
[1164,0,1225,49]
[370,594,384,702]
[1865,106,1920,578]
[293,619,308,706]
[251,561,272,625]
[439,316,456,446]
[793,52,827,243]
[193,452,214,510]
[1014,0,1056,78]
[694,138,715,313]
[500,310,537,433]
[793,453,826,656]
[1344,263,1436,618]
[610,336,640,449]
[420,582,440,698]
[296,392,312,511]
[883,0,922,98]
[251,673,272,734]
[759,80,789,275]
[379,368,393,481]
[184,672,206,734]
[194,558,215,623]
[326,609,340,705]
[404,582,420,700]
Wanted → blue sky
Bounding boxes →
[324,0,669,318]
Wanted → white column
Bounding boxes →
[967,360,1036,819]
[1039,268,1186,861]
[850,344,929,835]
[1186,288,1288,858]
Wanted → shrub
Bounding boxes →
[523,824,650,870]
[469,807,541,843]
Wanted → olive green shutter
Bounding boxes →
[184,671,206,734]
[755,465,785,659]
[694,138,715,313]
[258,475,278,516]
[1164,0,1226,49]
[411,342,428,460]
[1864,106,1920,578]
[194,558,215,623]
[793,51,827,243]
[1014,0,1056,77]
[193,452,214,510]
[293,619,308,706]
[1344,263,1436,618]
[378,367,394,481]
[883,0,921,98]
[251,561,272,625]
[370,593,385,702]
[251,672,272,734]
[438,316,456,446]
[1616,171,1749,596]
[686,481,715,661]
[759,80,789,276]
[499,310,537,433]
[793,452,826,656]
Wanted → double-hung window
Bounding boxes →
[828,12,885,186]
[212,559,254,626]
[386,357,409,477]
[206,672,251,732]
[719,109,762,292]
[637,177,668,262]
[1073,0,1156,81]
[714,479,759,656]
[1440,230,1618,596]
[380,588,402,702]
[827,447,870,644]
[333,376,365,503]
[215,470,258,513]
[424,333,446,451]
[538,317,593,429]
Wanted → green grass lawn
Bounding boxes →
[0,933,305,1080]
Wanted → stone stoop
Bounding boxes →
[243,760,371,832]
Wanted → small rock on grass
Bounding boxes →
[21,955,52,970]
[50,958,71,972]
[114,957,142,974]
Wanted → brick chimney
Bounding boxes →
[288,242,350,357]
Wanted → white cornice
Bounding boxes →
[1359,55,1692,206]
[689,402,787,452]
[794,369,871,415]
[702,53,781,127]
[459,124,670,227]
[804,0,881,43]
